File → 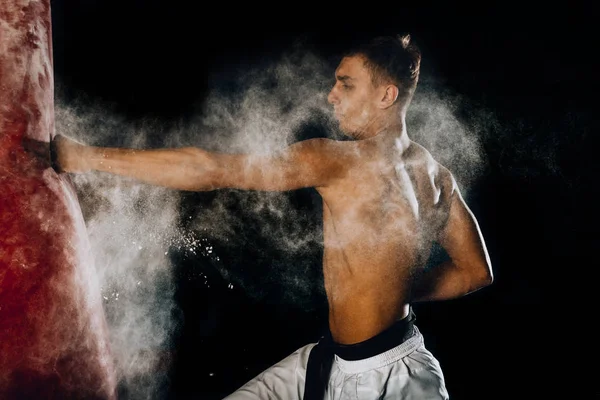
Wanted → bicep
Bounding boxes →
[215,138,346,191]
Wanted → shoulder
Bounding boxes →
[406,140,435,166]
[284,138,360,186]
[407,140,458,201]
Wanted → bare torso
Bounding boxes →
[317,135,452,344]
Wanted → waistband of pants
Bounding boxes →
[334,326,422,374]
[325,307,417,361]
[303,308,418,400]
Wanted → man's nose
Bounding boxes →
[327,87,338,105]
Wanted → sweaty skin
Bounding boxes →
[319,136,452,343]
[53,55,493,345]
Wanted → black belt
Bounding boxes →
[303,309,416,400]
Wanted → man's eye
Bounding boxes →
[342,84,352,90]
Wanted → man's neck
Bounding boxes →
[366,120,411,153]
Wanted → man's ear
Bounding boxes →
[379,85,399,109]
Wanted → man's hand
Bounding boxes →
[50,135,91,173]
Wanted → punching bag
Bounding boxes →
[0,1,117,398]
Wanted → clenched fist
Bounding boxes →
[50,135,92,173]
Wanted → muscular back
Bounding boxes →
[317,137,455,344]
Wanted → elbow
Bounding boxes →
[481,270,494,288]
[473,260,494,290]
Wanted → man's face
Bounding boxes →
[327,55,382,138]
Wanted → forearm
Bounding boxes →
[54,135,341,192]
[411,259,491,303]
[85,146,219,191]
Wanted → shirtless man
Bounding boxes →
[52,34,493,399]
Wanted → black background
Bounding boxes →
[50,1,597,399]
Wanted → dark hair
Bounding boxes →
[344,34,421,102]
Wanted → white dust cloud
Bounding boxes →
[407,86,488,196]
[54,97,183,399]
[169,45,490,305]
[51,40,494,396]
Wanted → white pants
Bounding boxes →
[223,327,449,400]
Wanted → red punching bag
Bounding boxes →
[0,1,117,398]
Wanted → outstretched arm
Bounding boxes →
[51,135,347,192]
[411,174,493,302]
